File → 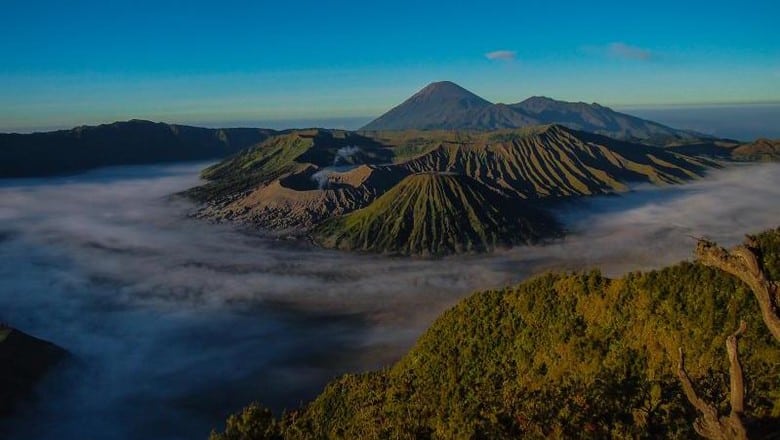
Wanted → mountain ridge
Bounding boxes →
[361,82,707,146]
[0,120,279,178]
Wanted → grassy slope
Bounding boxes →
[187,130,394,203]
[212,227,780,439]
[313,173,559,256]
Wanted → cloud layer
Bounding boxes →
[1,161,779,439]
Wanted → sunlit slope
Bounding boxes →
[198,164,408,231]
[400,125,712,198]
[732,138,780,161]
[313,173,559,255]
[187,129,393,202]
[212,227,780,439]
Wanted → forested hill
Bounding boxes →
[211,227,780,439]
[0,120,276,178]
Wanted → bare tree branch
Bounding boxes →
[727,321,747,416]
[677,321,749,440]
[696,237,780,343]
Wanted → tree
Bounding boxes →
[677,233,780,439]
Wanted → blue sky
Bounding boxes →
[1,0,778,131]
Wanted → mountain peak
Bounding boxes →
[360,81,493,131]
[410,81,490,103]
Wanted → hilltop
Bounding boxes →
[190,125,712,255]
[211,227,780,439]
[361,81,709,146]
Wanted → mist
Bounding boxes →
[0,161,778,439]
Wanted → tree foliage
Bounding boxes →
[211,228,780,439]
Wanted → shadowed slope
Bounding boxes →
[312,173,559,256]
[0,120,277,178]
[0,326,68,416]
[511,96,702,145]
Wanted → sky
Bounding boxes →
[1,0,778,132]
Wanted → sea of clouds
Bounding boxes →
[0,160,778,439]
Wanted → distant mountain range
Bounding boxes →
[191,125,712,255]
[0,120,277,178]
[2,83,768,179]
[361,81,707,146]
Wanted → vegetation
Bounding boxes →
[211,227,780,439]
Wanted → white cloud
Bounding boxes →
[485,50,517,61]
[607,42,653,61]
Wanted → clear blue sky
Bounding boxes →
[1,0,778,131]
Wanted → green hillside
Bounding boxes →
[211,227,780,439]
[187,129,393,202]
[313,173,559,256]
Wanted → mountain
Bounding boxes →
[361,81,540,131]
[0,325,68,416]
[732,138,780,161]
[211,227,780,439]
[361,82,705,146]
[0,120,277,178]
[190,125,712,255]
[312,173,558,255]
[510,96,702,145]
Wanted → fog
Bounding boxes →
[0,161,778,439]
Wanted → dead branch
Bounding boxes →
[677,321,749,440]
[696,236,780,342]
